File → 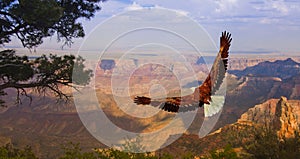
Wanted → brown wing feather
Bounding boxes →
[134,95,198,112]
[195,31,232,105]
[134,31,232,113]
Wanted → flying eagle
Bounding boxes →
[134,31,232,116]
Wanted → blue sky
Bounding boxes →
[6,0,300,55]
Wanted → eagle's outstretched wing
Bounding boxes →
[134,31,232,115]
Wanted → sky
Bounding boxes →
[5,0,300,55]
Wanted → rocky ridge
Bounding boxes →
[160,97,300,156]
[238,96,300,138]
[1,56,300,157]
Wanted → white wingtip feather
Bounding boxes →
[204,95,225,117]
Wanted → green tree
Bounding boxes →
[0,49,93,106]
[1,0,106,48]
[0,0,106,105]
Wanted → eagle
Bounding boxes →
[133,31,232,117]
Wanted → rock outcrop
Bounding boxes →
[224,58,300,124]
[238,97,300,138]
[274,97,299,138]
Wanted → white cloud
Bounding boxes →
[125,2,144,11]
[253,0,293,16]
[88,0,300,53]
[270,0,289,15]
[215,0,238,13]
[174,9,189,16]
[260,18,280,24]
[18,0,299,54]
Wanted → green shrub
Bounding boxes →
[59,142,97,159]
[244,129,300,159]
[201,144,240,159]
[0,144,38,159]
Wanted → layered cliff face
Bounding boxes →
[275,97,299,138]
[223,58,300,126]
[238,97,300,138]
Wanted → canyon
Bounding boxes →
[0,55,300,158]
